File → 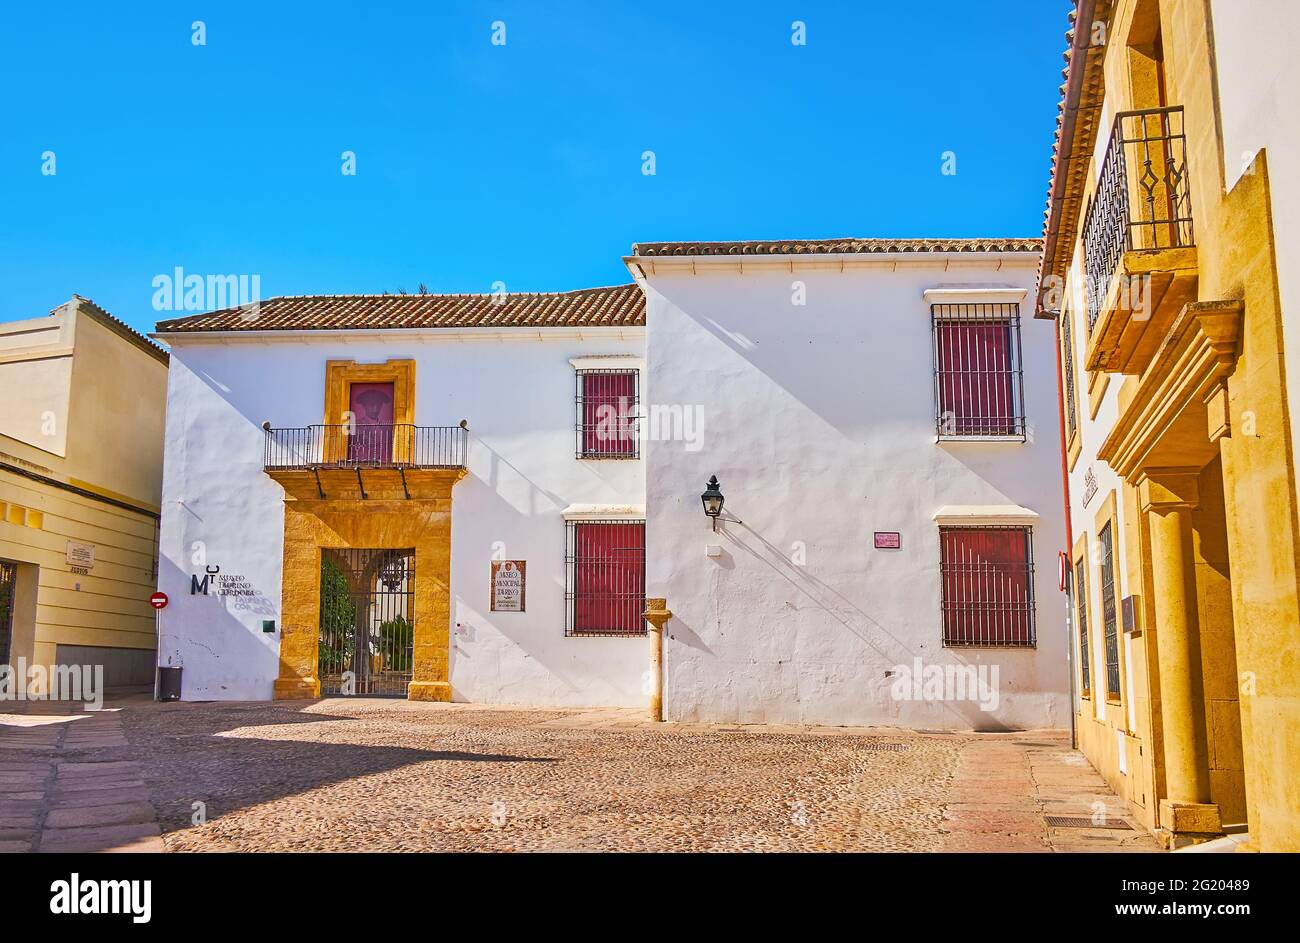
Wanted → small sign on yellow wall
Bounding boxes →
[66,540,96,569]
[490,560,526,612]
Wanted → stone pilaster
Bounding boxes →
[1139,469,1222,847]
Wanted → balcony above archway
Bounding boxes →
[263,423,467,500]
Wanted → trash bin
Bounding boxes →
[157,665,182,701]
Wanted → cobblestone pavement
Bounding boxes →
[2,697,1160,853]
[0,703,163,852]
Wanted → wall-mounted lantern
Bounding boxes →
[701,475,725,531]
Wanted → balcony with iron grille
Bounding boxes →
[262,423,468,500]
[1082,106,1199,375]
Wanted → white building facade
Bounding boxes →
[155,286,649,705]
[629,238,1068,729]
[153,238,1068,731]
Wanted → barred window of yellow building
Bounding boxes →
[1074,552,1091,698]
[1098,521,1122,702]
[1062,308,1079,439]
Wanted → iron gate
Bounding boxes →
[319,548,415,696]
[0,561,16,666]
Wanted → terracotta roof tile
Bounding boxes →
[154,284,645,333]
[630,237,1042,257]
[1036,0,1114,315]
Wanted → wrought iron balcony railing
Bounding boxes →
[1083,106,1194,332]
[263,424,467,471]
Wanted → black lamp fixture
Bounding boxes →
[379,552,407,591]
[701,475,725,531]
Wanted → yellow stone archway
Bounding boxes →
[270,468,461,702]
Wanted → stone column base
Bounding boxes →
[408,681,452,702]
[273,677,320,700]
[1157,800,1223,848]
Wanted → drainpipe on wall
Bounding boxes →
[643,598,672,722]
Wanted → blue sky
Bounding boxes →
[0,1,1072,335]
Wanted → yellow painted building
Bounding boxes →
[0,295,168,690]
[1040,0,1299,850]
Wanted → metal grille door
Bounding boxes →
[0,561,16,665]
[319,548,415,696]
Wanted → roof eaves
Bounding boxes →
[1035,0,1114,319]
[628,237,1044,258]
[66,295,170,364]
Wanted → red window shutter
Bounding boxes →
[573,522,645,634]
[941,527,1033,646]
[582,372,635,455]
[936,321,1014,435]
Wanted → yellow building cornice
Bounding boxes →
[1097,300,1243,481]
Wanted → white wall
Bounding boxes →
[157,328,647,705]
[640,255,1068,730]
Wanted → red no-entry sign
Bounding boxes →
[149,591,168,610]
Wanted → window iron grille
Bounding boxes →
[939,525,1036,647]
[1098,521,1122,701]
[564,520,646,637]
[575,369,639,459]
[931,303,1026,438]
[1062,308,1079,439]
[1074,554,1091,697]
